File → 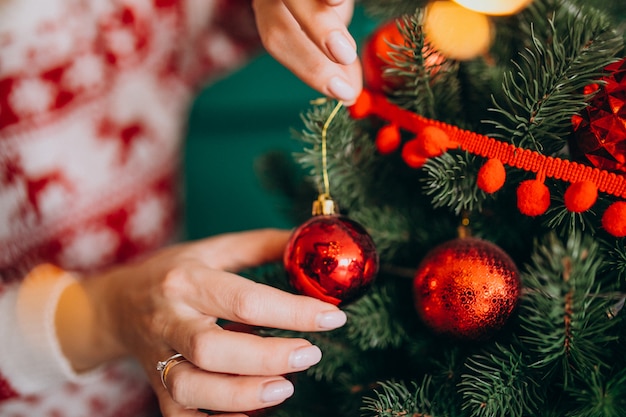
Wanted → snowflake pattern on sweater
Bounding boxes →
[0,0,259,415]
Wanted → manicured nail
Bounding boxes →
[260,379,295,403]
[328,77,357,102]
[327,31,357,65]
[316,310,347,330]
[289,345,322,369]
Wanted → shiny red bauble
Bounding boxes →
[283,215,379,306]
[570,57,626,173]
[413,238,521,340]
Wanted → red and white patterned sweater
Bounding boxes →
[0,0,260,415]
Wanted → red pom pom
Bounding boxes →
[376,124,401,154]
[602,201,626,237]
[517,179,550,216]
[401,138,428,168]
[564,180,598,212]
[416,126,451,157]
[348,90,374,119]
[477,158,506,193]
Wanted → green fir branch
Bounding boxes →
[361,378,439,417]
[348,204,412,261]
[292,101,379,212]
[486,1,623,154]
[357,0,426,22]
[421,153,486,215]
[544,199,598,237]
[566,366,626,417]
[344,284,411,350]
[458,342,540,417]
[519,232,621,384]
[602,239,626,284]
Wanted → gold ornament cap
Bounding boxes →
[312,194,337,216]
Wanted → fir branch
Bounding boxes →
[385,12,463,122]
[602,239,626,284]
[486,1,623,154]
[421,153,486,215]
[292,101,379,212]
[349,205,412,261]
[544,192,599,237]
[357,0,426,21]
[361,378,439,417]
[344,284,410,350]
[458,343,540,417]
[566,366,626,417]
[519,232,621,384]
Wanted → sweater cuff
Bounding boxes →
[1,264,87,393]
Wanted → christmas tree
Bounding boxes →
[248,0,626,415]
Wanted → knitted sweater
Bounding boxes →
[0,0,259,415]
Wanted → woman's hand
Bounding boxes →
[252,0,362,104]
[57,229,347,416]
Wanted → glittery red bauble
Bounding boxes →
[413,238,521,340]
[570,58,626,173]
[284,215,379,306]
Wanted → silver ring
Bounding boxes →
[156,353,188,389]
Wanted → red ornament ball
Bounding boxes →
[362,19,406,93]
[284,215,379,306]
[413,238,521,340]
[570,58,626,173]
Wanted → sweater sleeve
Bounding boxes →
[180,0,262,87]
[0,265,93,397]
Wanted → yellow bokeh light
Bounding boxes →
[424,1,493,61]
[452,0,533,15]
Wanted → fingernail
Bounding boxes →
[328,77,357,102]
[289,345,322,369]
[260,379,295,403]
[327,31,357,65]
[316,310,347,330]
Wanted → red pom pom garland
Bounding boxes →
[564,180,598,213]
[348,89,626,237]
[401,138,429,168]
[602,202,626,237]
[376,124,402,154]
[517,178,551,216]
[477,158,506,193]
[416,126,452,157]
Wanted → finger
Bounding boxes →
[172,266,347,331]
[165,362,295,413]
[325,0,347,7]
[155,378,250,417]
[193,228,291,272]
[252,0,362,103]
[282,0,357,64]
[166,320,322,376]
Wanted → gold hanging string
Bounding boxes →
[310,99,343,216]
[321,100,344,197]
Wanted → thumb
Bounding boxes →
[197,228,292,272]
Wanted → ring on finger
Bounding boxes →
[156,353,189,389]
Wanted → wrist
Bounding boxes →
[54,267,126,372]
